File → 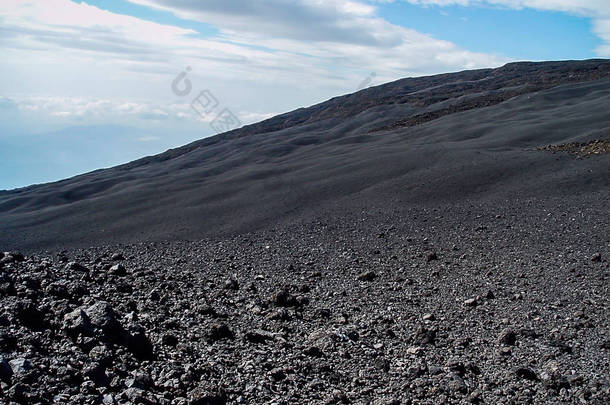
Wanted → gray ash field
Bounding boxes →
[0,60,609,404]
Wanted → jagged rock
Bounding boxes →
[271,287,299,307]
[0,332,17,352]
[63,308,93,339]
[0,252,24,264]
[88,345,113,366]
[223,278,239,290]
[9,358,32,376]
[120,387,146,403]
[46,282,71,299]
[515,367,539,381]
[357,271,377,281]
[66,261,88,272]
[127,324,154,360]
[303,346,324,357]
[14,299,45,329]
[269,367,286,381]
[86,302,125,342]
[413,325,436,345]
[84,362,109,387]
[500,329,517,346]
[207,322,234,342]
[126,372,153,389]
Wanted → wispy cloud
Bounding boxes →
[0,0,507,91]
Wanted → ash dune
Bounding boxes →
[1,60,609,251]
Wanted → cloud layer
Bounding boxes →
[0,0,519,135]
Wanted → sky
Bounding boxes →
[1,0,609,190]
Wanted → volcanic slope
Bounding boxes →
[0,59,609,251]
[0,60,609,405]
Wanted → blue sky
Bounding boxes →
[1,0,609,190]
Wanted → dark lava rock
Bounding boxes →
[162,332,179,347]
[89,345,113,366]
[126,372,153,390]
[0,357,13,382]
[46,282,71,299]
[271,287,299,307]
[547,340,573,354]
[515,367,539,381]
[591,252,601,262]
[66,261,88,272]
[542,373,571,392]
[447,360,467,377]
[357,271,377,281]
[14,299,45,329]
[413,325,436,345]
[244,329,274,344]
[500,329,517,346]
[0,332,17,352]
[0,252,24,264]
[208,322,234,342]
[268,308,291,321]
[446,373,468,394]
[64,308,93,340]
[223,278,239,290]
[269,367,286,381]
[9,358,32,376]
[426,252,438,262]
[303,346,324,357]
[189,388,226,405]
[120,387,146,403]
[109,264,127,277]
[84,362,109,387]
[406,364,427,379]
[86,301,126,342]
[126,324,154,360]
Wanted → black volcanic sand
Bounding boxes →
[1,60,610,404]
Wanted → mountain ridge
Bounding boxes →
[116,59,610,172]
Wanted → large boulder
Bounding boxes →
[86,302,126,343]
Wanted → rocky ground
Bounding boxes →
[539,139,610,158]
[1,197,609,404]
